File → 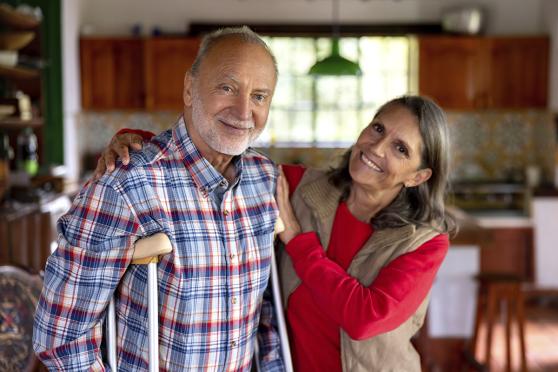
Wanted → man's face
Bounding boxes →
[184,38,277,156]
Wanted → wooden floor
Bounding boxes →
[474,297,558,372]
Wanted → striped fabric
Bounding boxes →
[33,118,284,371]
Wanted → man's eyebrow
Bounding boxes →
[222,74,273,94]
[253,88,272,94]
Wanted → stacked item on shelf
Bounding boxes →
[0,3,42,79]
[0,3,42,123]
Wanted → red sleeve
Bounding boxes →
[285,232,449,340]
[281,164,306,196]
[116,128,156,142]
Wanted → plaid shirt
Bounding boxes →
[33,118,284,371]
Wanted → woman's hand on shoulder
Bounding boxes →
[276,166,302,245]
[93,132,144,180]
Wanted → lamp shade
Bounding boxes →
[309,38,362,76]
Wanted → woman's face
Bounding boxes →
[349,104,432,195]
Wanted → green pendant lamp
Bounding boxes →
[309,0,362,76]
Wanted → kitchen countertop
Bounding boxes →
[463,208,533,228]
[449,207,532,246]
[473,214,533,229]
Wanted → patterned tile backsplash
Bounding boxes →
[77,110,557,183]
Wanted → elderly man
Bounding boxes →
[33,27,283,371]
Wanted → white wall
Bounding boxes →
[62,0,81,182]
[79,0,544,36]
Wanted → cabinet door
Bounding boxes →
[489,37,549,108]
[144,37,201,110]
[418,36,488,110]
[80,38,145,109]
[480,227,534,281]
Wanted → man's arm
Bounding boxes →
[33,180,141,370]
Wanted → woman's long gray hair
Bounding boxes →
[328,95,456,234]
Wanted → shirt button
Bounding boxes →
[232,297,237,305]
[230,340,237,347]
[219,180,227,188]
[223,209,229,216]
[199,187,208,198]
[229,253,236,261]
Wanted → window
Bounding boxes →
[257,36,415,147]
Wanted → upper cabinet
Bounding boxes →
[418,36,549,110]
[80,37,145,110]
[80,36,200,111]
[145,37,200,110]
[489,37,549,109]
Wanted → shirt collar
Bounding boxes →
[172,116,243,193]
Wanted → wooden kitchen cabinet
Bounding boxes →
[480,227,534,281]
[418,36,487,110]
[80,36,200,111]
[144,37,200,110]
[489,37,549,108]
[80,37,145,110]
[418,36,549,109]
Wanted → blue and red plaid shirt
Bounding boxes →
[33,118,284,371]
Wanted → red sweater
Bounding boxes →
[281,164,448,372]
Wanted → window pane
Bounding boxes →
[258,36,411,147]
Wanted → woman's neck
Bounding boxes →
[346,185,401,223]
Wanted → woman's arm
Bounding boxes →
[286,232,449,340]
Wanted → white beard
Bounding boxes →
[190,91,262,156]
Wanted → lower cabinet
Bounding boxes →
[0,194,71,273]
[480,227,534,281]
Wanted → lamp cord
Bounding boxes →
[332,0,340,39]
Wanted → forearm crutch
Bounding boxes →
[255,217,294,372]
[270,231,294,372]
[106,233,172,371]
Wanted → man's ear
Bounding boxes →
[183,71,193,107]
[405,168,432,188]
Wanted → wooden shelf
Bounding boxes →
[0,116,43,128]
[0,63,40,79]
[0,4,41,30]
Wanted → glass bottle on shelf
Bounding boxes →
[16,127,38,176]
[0,131,13,200]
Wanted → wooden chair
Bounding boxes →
[471,273,528,372]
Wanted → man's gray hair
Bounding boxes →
[190,26,278,77]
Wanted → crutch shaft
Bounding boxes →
[107,298,118,370]
[147,261,159,372]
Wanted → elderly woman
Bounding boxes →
[97,95,454,372]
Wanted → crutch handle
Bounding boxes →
[274,217,285,235]
[131,233,172,264]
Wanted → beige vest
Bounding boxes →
[280,169,439,372]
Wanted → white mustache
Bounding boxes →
[220,117,255,129]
